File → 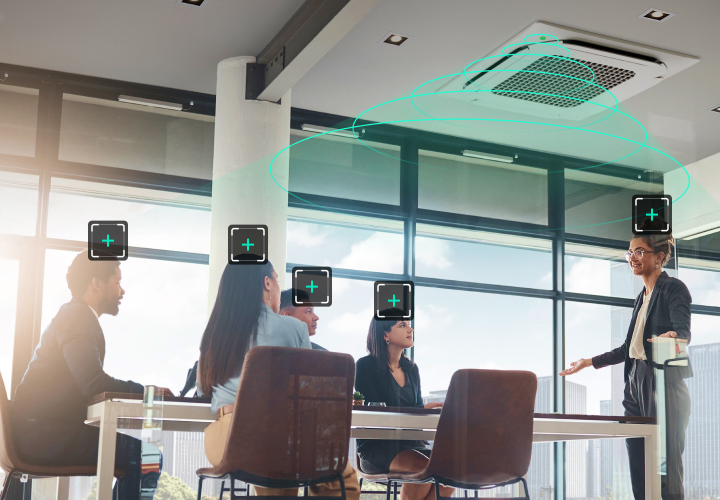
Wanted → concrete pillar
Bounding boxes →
[208,56,291,310]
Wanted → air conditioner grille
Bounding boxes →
[490,57,636,108]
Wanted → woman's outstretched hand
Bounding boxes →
[559,358,592,376]
[424,402,443,409]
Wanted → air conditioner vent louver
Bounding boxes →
[491,57,636,108]
[436,22,698,120]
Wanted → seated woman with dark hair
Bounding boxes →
[197,260,360,500]
[355,316,453,500]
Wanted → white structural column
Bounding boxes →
[208,56,291,309]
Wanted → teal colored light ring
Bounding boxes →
[353,88,645,174]
[409,67,614,133]
[271,117,689,232]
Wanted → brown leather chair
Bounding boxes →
[0,373,125,500]
[196,346,355,500]
[357,369,537,500]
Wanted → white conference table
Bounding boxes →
[86,393,660,500]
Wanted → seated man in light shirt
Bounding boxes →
[279,288,326,351]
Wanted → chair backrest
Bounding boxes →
[218,346,355,482]
[0,373,20,474]
[426,369,537,486]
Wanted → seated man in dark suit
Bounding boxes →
[10,251,172,500]
[279,288,326,351]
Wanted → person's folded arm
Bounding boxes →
[666,281,692,342]
[592,343,627,369]
[57,315,143,397]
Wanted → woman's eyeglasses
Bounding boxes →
[624,249,652,261]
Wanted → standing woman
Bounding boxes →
[560,219,692,500]
[355,316,452,500]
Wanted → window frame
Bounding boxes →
[3,63,720,500]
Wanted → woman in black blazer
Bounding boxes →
[561,220,692,500]
[355,316,450,500]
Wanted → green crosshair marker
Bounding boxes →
[242,238,254,251]
[388,294,400,307]
[102,235,114,247]
[306,280,318,293]
[646,208,658,221]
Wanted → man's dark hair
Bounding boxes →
[279,288,310,311]
[66,251,121,298]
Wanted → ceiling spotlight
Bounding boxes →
[177,0,206,6]
[381,32,410,46]
[639,8,674,22]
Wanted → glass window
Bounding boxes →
[414,287,553,394]
[286,209,404,274]
[414,287,553,498]
[565,243,644,299]
[684,314,720,497]
[0,84,39,157]
[565,168,662,240]
[678,259,720,307]
[59,94,214,179]
[0,170,39,236]
[41,250,209,392]
[416,224,552,289]
[418,149,548,224]
[564,301,634,498]
[0,259,19,397]
[47,177,211,254]
[289,129,401,205]
[678,231,720,256]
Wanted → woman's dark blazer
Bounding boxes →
[592,271,693,381]
[355,354,424,408]
[355,354,424,459]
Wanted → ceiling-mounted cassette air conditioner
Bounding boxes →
[437,22,698,120]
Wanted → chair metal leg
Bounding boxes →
[385,482,391,500]
[219,480,225,500]
[196,477,204,500]
[338,474,347,500]
[434,481,443,500]
[519,477,529,500]
[392,482,398,500]
[230,477,236,500]
[303,486,309,497]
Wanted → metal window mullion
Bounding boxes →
[549,164,566,500]
[401,137,419,361]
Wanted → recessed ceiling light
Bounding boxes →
[639,8,674,22]
[710,105,720,114]
[177,0,205,7]
[381,32,410,46]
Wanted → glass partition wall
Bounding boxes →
[2,67,720,500]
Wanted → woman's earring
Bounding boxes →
[385,339,390,345]
[656,264,659,268]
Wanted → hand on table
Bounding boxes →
[559,358,592,376]
[424,402,443,409]
[152,386,175,397]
